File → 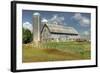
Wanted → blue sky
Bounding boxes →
[22,10,91,37]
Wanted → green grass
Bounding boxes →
[22,41,91,63]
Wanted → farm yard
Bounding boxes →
[22,10,91,63]
[22,41,91,63]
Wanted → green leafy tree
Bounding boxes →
[23,28,33,44]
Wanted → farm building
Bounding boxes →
[33,12,79,43]
[41,23,79,42]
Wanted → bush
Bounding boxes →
[23,28,33,44]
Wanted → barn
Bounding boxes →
[41,23,79,42]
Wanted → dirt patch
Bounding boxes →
[42,48,81,58]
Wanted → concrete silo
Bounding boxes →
[33,12,41,46]
[41,18,48,31]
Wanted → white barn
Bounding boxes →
[41,23,79,42]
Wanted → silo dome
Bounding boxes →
[33,12,40,16]
[41,18,48,23]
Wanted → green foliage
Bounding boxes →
[23,28,33,44]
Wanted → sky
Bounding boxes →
[22,10,91,38]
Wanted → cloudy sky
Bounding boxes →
[22,10,91,38]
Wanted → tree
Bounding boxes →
[23,28,33,44]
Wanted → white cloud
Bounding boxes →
[23,22,33,32]
[41,18,48,23]
[72,13,90,27]
[81,31,91,40]
[83,31,89,35]
[48,14,65,25]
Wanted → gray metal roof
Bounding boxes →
[45,24,79,35]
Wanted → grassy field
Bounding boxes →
[22,41,91,63]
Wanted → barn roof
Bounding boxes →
[43,24,79,35]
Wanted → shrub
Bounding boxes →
[23,28,33,44]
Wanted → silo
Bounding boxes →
[41,18,48,24]
[33,12,41,46]
[41,18,48,30]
